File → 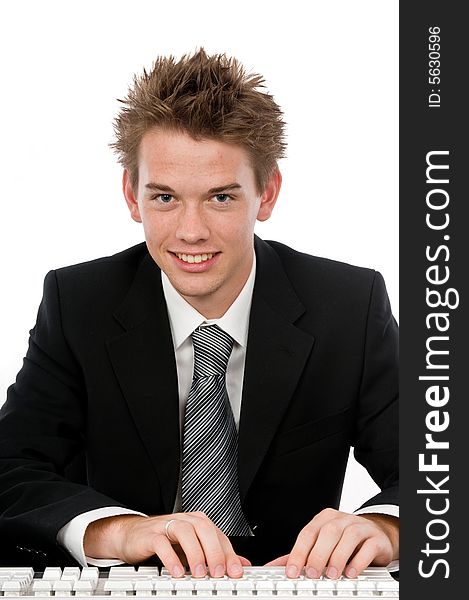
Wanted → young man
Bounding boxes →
[0,50,398,579]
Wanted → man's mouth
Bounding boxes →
[174,252,216,264]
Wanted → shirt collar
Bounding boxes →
[161,253,256,349]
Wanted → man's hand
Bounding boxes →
[84,512,251,577]
[265,508,399,578]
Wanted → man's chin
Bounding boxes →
[167,274,219,301]
[174,285,218,300]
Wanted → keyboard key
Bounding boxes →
[42,568,62,581]
[275,579,296,596]
[336,579,357,597]
[316,579,336,596]
[61,567,81,582]
[173,580,194,596]
[2,580,22,597]
[296,579,316,596]
[103,579,134,595]
[255,579,275,595]
[134,580,154,595]
[209,579,231,595]
[74,579,95,596]
[52,580,73,595]
[377,579,399,597]
[136,567,160,578]
[153,579,174,595]
[234,579,255,594]
[80,568,100,582]
[109,567,137,579]
[194,580,214,594]
[356,579,377,596]
[32,580,53,596]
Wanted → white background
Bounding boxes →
[0,1,398,513]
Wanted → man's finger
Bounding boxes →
[318,521,375,578]
[161,519,209,577]
[151,534,186,577]
[286,521,324,578]
[176,516,229,577]
[216,533,245,578]
[344,537,390,578]
[302,520,349,578]
[284,509,352,577]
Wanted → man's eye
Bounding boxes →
[157,194,173,203]
[214,194,230,203]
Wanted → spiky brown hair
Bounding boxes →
[111,49,287,193]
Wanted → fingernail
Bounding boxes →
[286,565,298,578]
[346,567,357,579]
[194,564,206,578]
[214,564,225,578]
[230,563,243,577]
[306,567,318,579]
[326,566,338,579]
[172,565,184,578]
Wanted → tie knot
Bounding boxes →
[192,324,234,377]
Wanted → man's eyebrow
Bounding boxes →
[207,183,242,194]
[144,182,242,194]
[145,183,176,193]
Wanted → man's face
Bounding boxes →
[124,129,280,318]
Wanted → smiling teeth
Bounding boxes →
[176,253,214,263]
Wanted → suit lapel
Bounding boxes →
[106,253,180,514]
[238,238,315,500]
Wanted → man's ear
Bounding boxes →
[123,170,142,223]
[257,168,282,222]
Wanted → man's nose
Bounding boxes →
[175,205,210,244]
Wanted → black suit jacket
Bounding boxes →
[0,237,398,567]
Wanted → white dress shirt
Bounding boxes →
[57,254,398,568]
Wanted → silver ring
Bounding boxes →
[164,518,177,542]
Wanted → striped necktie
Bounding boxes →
[181,324,251,535]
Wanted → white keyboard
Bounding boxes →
[0,566,398,598]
